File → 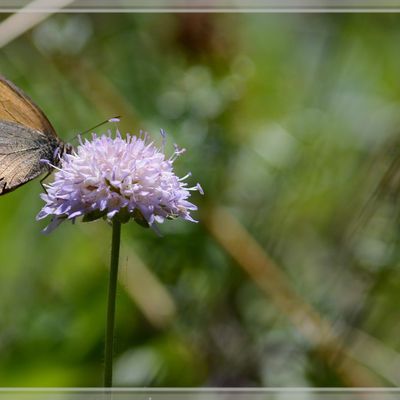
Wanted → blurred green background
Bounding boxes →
[0,12,400,387]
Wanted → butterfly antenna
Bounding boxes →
[70,116,121,142]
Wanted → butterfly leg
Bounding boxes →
[40,171,51,194]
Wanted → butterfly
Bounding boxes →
[0,76,71,195]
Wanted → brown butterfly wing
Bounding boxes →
[0,75,58,138]
[0,121,59,195]
[0,77,62,194]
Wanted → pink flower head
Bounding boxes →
[37,130,203,233]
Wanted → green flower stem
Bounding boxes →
[104,218,121,387]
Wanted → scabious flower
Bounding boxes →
[37,130,203,233]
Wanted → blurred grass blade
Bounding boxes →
[204,206,385,386]
[0,0,75,48]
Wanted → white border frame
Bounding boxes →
[2,0,400,12]
[0,0,399,395]
[0,387,398,398]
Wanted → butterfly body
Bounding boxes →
[0,76,69,195]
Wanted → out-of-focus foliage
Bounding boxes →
[0,13,400,387]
